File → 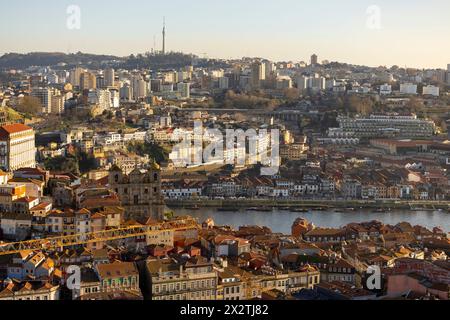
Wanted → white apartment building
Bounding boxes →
[332,114,436,139]
[110,89,120,108]
[422,85,440,97]
[296,74,326,91]
[131,75,148,100]
[380,84,392,95]
[0,124,36,171]
[88,89,112,109]
[400,83,418,95]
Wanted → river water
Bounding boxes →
[170,208,450,233]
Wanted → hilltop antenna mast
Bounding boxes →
[162,17,166,55]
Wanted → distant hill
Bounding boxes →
[0,52,123,69]
[123,52,197,70]
[0,51,229,71]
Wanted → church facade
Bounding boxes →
[108,165,165,221]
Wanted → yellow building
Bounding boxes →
[0,184,27,212]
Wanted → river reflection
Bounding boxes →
[169,207,450,233]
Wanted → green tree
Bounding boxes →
[44,156,80,175]
[127,141,170,164]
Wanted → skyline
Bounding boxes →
[1,0,450,69]
[1,1,450,305]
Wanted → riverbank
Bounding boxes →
[166,199,450,210]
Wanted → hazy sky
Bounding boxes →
[1,0,449,68]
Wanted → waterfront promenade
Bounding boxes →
[166,198,450,210]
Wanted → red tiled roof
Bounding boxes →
[30,202,51,210]
[0,124,33,138]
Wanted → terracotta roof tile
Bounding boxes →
[0,124,33,139]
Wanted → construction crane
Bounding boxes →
[0,221,199,256]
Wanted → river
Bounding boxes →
[169,208,450,233]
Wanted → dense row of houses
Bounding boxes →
[161,175,336,199]
[161,166,450,201]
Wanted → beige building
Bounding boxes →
[280,143,309,161]
[145,256,217,300]
[216,263,320,300]
[146,221,174,246]
[0,124,36,171]
[51,95,65,114]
